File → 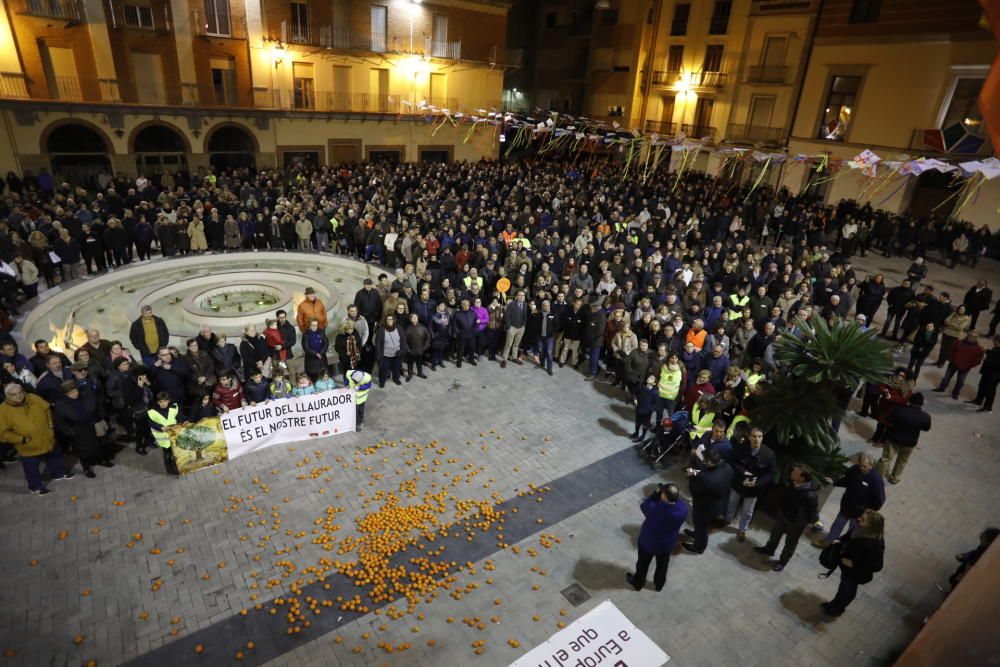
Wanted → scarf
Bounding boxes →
[346,333,360,368]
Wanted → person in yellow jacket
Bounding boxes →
[655,355,685,424]
[0,383,75,494]
[347,369,372,431]
[689,395,718,442]
[147,391,182,476]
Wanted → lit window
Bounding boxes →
[818,75,860,141]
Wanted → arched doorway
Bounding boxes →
[45,123,112,188]
[132,123,189,176]
[207,125,257,171]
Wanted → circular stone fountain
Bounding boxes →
[16,252,377,354]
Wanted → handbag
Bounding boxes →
[818,541,844,579]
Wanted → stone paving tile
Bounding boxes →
[0,254,998,667]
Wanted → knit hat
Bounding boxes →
[59,380,78,394]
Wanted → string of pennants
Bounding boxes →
[400,103,998,217]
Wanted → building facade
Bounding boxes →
[506,0,997,227]
[779,0,996,223]
[0,0,516,182]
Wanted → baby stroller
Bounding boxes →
[637,411,690,470]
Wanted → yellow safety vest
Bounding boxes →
[728,294,749,319]
[727,414,751,439]
[463,275,484,291]
[147,404,179,449]
[348,371,372,404]
[745,372,763,390]
[690,404,715,441]
[657,366,683,400]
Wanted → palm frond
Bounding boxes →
[775,316,893,387]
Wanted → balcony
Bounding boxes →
[23,0,83,21]
[0,73,29,98]
[0,74,465,116]
[726,124,786,144]
[488,46,522,68]
[252,89,407,114]
[192,9,247,39]
[747,65,788,84]
[690,70,728,90]
[644,120,677,135]
[681,124,716,139]
[108,0,171,31]
[427,38,462,60]
[651,70,682,87]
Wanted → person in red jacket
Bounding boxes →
[211,372,246,413]
[263,318,287,367]
[934,332,985,400]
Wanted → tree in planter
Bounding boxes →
[749,315,893,482]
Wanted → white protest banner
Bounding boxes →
[510,600,669,667]
[220,389,356,460]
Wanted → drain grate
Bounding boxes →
[560,583,591,607]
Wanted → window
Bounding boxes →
[544,12,556,28]
[601,9,619,25]
[123,3,154,28]
[431,14,449,57]
[666,44,683,73]
[708,1,732,35]
[290,1,309,42]
[371,5,387,52]
[849,0,882,23]
[703,45,724,72]
[203,0,231,35]
[940,78,985,131]
[293,62,314,109]
[211,57,236,106]
[818,75,861,140]
[670,3,690,36]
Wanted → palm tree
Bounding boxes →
[749,315,893,480]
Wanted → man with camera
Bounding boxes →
[726,426,777,542]
[627,483,688,592]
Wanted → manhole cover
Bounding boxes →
[560,583,591,607]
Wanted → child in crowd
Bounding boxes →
[244,368,270,405]
[314,367,336,392]
[292,372,315,397]
[630,373,658,442]
[269,369,293,399]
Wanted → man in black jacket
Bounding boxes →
[881,279,914,340]
[755,464,819,571]
[823,454,885,544]
[682,449,733,555]
[967,336,1000,414]
[581,300,607,381]
[353,279,383,331]
[726,427,777,542]
[879,392,931,484]
[451,299,479,368]
[963,281,993,331]
[276,310,297,360]
[558,299,586,368]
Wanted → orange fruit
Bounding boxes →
[73,634,85,645]
[194,645,203,654]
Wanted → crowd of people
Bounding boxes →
[0,158,997,618]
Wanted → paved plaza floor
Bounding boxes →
[1,252,998,667]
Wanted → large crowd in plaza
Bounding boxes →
[0,158,997,619]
